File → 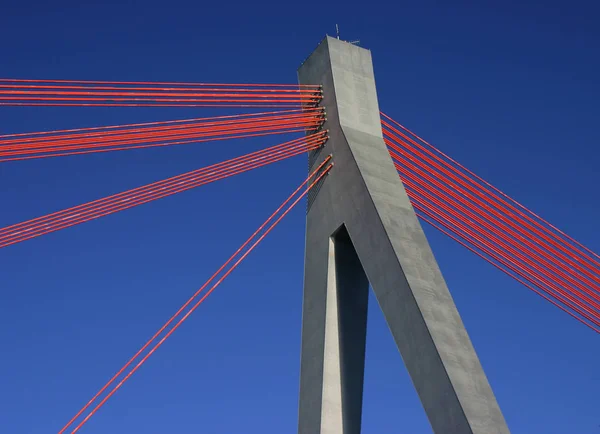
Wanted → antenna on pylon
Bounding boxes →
[334,24,360,45]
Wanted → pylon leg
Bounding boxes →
[298,224,369,434]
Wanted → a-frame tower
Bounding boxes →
[297,37,510,434]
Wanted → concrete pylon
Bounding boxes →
[297,36,510,434]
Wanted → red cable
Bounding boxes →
[0,135,323,235]
[384,123,600,326]
[400,172,600,319]
[0,112,322,147]
[0,113,324,161]
[0,134,322,237]
[0,90,318,100]
[385,132,600,285]
[396,165,600,315]
[0,85,320,95]
[381,113,600,267]
[0,102,311,108]
[410,199,600,328]
[0,138,325,247]
[415,211,600,334]
[0,110,323,146]
[0,134,328,248]
[0,78,321,88]
[402,180,600,325]
[388,147,600,303]
[0,116,322,151]
[0,129,317,163]
[0,96,315,104]
[0,143,322,248]
[0,108,323,140]
[383,128,600,285]
[58,155,331,432]
[0,118,323,158]
[61,160,333,434]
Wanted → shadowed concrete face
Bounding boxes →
[297,37,510,434]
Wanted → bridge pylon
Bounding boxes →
[297,36,510,434]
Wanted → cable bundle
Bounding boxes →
[0,78,322,108]
[57,157,333,434]
[382,112,600,333]
[0,108,325,162]
[0,132,328,249]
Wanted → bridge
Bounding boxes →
[1,34,597,433]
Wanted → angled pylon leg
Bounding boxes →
[297,37,510,434]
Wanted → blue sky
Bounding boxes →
[1,1,599,433]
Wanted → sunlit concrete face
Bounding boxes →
[297,36,510,434]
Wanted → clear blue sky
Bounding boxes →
[1,1,598,433]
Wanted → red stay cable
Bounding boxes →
[0,134,328,248]
[0,146,316,248]
[0,78,321,88]
[0,115,323,151]
[381,113,600,267]
[0,102,312,108]
[0,128,317,163]
[0,85,321,95]
[409,198,600,328]
[415,210,600,334]
[402,179,600,325]
[60,159,333,434]
[0,118,323,158]
[0,134,324,238]
[0,108,323,140]
[0,90,319,100]
[400,172,600,319]
[0,140,324,249]
[0,94,318,103]
[388,148,600,303]
[0,110,323,147]
[0,112,323,149]
[383,129,600,286]
[396,162,600,314]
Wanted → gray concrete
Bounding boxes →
[297,37,510,434]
